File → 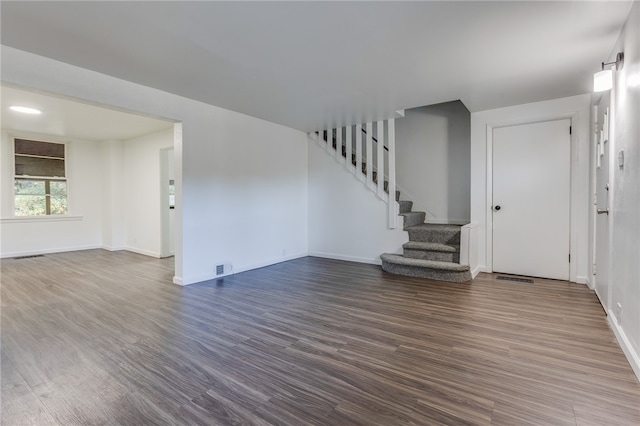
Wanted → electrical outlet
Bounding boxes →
[616,302,622,324]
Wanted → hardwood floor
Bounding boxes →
[1,250,639,425]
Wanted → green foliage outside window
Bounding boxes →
[14,179,68,216]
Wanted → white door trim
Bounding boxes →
[159,147,173,259]
[486,112,579,282]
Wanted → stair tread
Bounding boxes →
[399,211,425,217]
[380,254,469,271]
[403,241,459,252]
[406,223,463,232]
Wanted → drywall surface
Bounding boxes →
[308,137,406,264]
[101,139,126,250]
[0,130,103,257]
[1,46,309,284]
[607,1,640,379]
[395,101,470,223]
[123,129,173,257]
[470,94,591,283]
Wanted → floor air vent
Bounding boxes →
[13,254,45,260]
[216,264,224,275]
[497,275,534,283]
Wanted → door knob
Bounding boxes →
[494,205,501,211]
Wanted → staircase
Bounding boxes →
[380,200,472,283]
[320,129,393,194]
[311,118,474,283]
[311,119,398,229]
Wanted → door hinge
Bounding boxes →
[569,254,571,263]
[569,126,572,135]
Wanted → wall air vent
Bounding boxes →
[13,254,45,260]
[216,264,224,275]
[496,275,534,284]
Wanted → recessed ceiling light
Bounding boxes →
[10,106,41,114]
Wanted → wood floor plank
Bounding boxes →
[2,251,640,425]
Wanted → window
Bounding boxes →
[14,138,68,216]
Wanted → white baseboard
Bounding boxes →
[584,276,594,289]
[608,310,640,383]
[576,275,588,285]
[470,266,482,279]
[1,244,101,259]
[179,252,308,286]
[308,251,382,265]
[122,246,161,258]
[234,252,308,274]
[101,245,126,252]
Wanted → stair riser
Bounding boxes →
[403,249,459,262]
[401,212,426,228]
[381,261,471,283]
[407,229,461,245]
[398,201,413,213]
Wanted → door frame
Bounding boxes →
[591,86,616,312]
[486,112,579,282]
[159,147,173,258]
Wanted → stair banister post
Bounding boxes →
[346,125,353,173]
[355,124,363,182]
[336,127,343,164]
[387,118,397,229]
[376,120,385,199]
[365,122,373,188]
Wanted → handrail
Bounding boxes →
[322,128,389,152]
[361,128,388,152]
[312,118,397,229]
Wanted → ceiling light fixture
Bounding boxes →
[594,52,624,92]
[9,105,42,114]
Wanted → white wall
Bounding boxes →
[0,130,103,256]
[122,129,173,258]
[470,94,591,284]
[308,137,407,264]
[101,139,126,250]
[1,47,309,285]
[395,101,470,223]
[604,1,640,380]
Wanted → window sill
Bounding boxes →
[1,215,83,224]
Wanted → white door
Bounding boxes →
[492,119,571,280]
[594,96,610,309]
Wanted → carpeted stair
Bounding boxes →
[320,130,470,282]
[381,203,471,283]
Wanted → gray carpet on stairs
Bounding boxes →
[381,199,470,283]
[398,201,413,213]
[381,254,471,282]
[399,211,426,228]
[402,241,460,262]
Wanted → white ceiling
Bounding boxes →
[0,1,632,132]
[1,85,173,142]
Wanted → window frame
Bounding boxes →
[12,136,70,217]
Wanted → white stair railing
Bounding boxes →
[310,118,398,229]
